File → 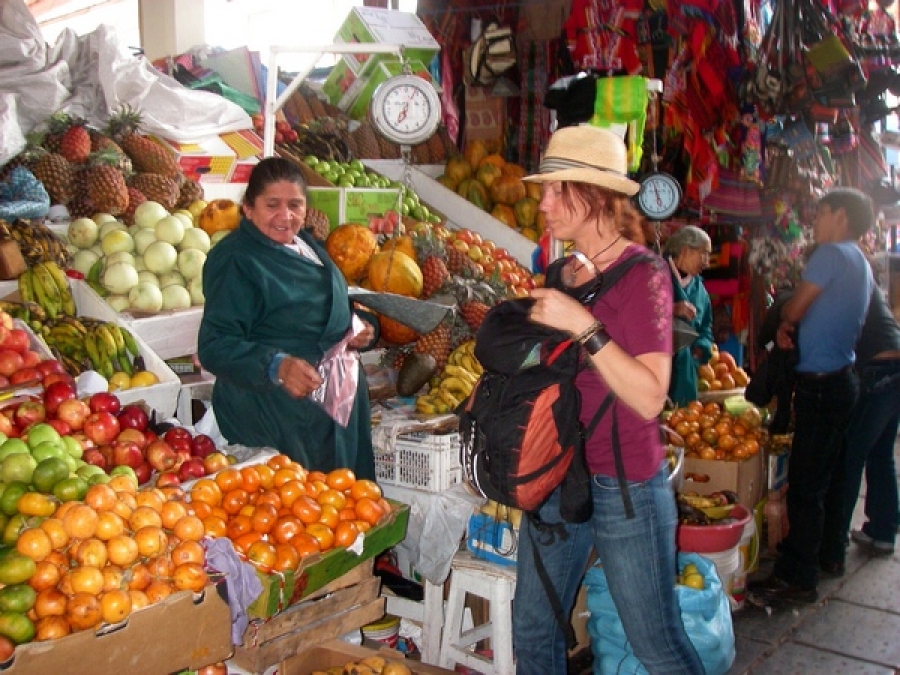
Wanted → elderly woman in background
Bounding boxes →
[664,226,714,406]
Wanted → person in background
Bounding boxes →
[198,157,378,479]
[750,187,874,603]
[842,277,900,557]
[663,225,714,406]
[518,125,704,674]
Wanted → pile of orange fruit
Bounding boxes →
[187,454,391,575]
[665,399,765,462]
[13,474,208,644]
[697,345,749,392]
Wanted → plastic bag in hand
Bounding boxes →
[309,315,364,427]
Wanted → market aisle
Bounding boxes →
[727,432,900,674]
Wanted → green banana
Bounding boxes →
[17,268,35,304]
[31,263,61,318]
[87,257,104,285]
[103,324,133,376]
[40,261,76,316]
[120,327,140,358]
[83,332,103,372]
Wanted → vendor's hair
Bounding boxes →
[560,182,646,244]
[663,225,711,256]
[817,187,875,238]
[243,157,307,206]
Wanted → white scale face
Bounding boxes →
[636,172,682,221]
[371,74,442,146]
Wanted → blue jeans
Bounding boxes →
[513,463,703,675]
[776,368,858,586]
[843,359,900,545]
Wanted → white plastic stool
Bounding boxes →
[438,550,517,675]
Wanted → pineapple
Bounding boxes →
[86,150,129,215]
[304,206,331,242]
[175,178,204,210]
[413,321,451,372]
[89,129,133,174]
[352,121,381,160]
[107,105,181,179]
[30,150,74,205]
[57,117,92,165]
[413,232,450,299]
[128,173,179,211]
[459,300,491,332]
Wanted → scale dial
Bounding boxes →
[636,171,682,221]
[370,74,442,146]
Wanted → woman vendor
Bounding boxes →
[198,157,378,478]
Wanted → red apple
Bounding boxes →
[144,430,158,444]
[164,427,192,444]
[0,328,30,354]
[0,412,13,436]
[57,398,91,431]
[9,367,41,386]
[0,350,24,377]
[42,372,76,390]
[117,405,149,432]
[178,457,206,482]
[145,439,177,473]
[0,375,8,388]
[116,428,147,450]
[156,471,182,488]
[14,401,46,429]
[190,434,217,459]
[69,432,95,451]
[111,440,143,469]
[21,351,42,368]
[98,444,114,467]
[35,359,67,378]
[88,392,121,415]
[42,380,76,415]
[202,452,231,475]
[83,447,107,470]
[133,461,152,485]
[46,418,71,436]
[83,411,121,445]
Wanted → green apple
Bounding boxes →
[62,436,84,460]
[88,473,112,486]
[30,441,66,464]
[77,464,106,481]
[26,423,62,450]
[109,465,138,483]
[0,439,29,461]
[1,453,37,485]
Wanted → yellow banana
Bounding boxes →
[31,263,61,318]
[103,323,126,354]
[444,365,478,386]
[39,261,76,316]
[415,398,438,414]
[59,316,88,334]
[436,387,463,409]
[17,268,36,304]
[94,325,118,360]
[84,332,103,372]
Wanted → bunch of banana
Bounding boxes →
[0,300,46,327]
[0,218,70,269]
[287,119,353,163]
[415,340,483,415]
[18,260,76,319]
[40,316,141,379]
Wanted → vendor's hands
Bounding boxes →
[348,320,375,350]
[674,300,697,321]
[776,320,796,350]
[277,356,323,398]
[528,288,595,337]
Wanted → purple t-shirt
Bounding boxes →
[574,245,673,481]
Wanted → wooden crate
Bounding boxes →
[232,561,386,673]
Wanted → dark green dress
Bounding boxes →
[197,219,375,479]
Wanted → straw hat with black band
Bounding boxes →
[523,126,640,197]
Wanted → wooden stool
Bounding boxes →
[438,550,517,675]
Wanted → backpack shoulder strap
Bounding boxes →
[589,252,653,304]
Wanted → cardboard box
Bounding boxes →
[220,130,264,184]
[345,59,438,120]
[332,7,439,76]
[682,451,764,510]
[308,187,401,231]
[233,561,384,673]
[249,500,409,618]
[321,59,361,107]
[152,131,264,185]
[282,639,456,674]
[2,584,232,674]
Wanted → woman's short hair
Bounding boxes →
[817,187,875,238]
[243,157,307,206]
[663,225,711,256]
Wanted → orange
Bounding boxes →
[190,479,222,507]
[246,540,277,572]
[317,489,347,510]
[305,523,334,551]
[318,504,340,529]
[135,489,165,512]
[325,468,356,491]
[333,521,360,549]
[16,528,52,562]
[273,468,302,488]
[338,507,358,522]
[39,518,70,551]
[145,579,175,604]
[279,480,307,508]
[173,514,205,542]
[256,491,283,512]
[34,615,71,642]
[95,511,126,541]
[354,497,385,526]
[134,526,168,558]
[127,563,152,591]
[202,515,228,539]
[253,464,275,490]
[226,513,253,540]
[240,466,261,493]
[214,468,243,493]
[306,470,327,484]
[100,565,125,593]
[160,500,189,530]
[173,562,208,593]
[100,588,132,624]
[291,532,320,560]
[66,592,102,631]
[33,587,67,619]
[273,543,300,573]
[129,505,163,531]
[349,479,382,502]
[267,454,293,471]
[291,496,322,524]
[72,537,108,568]
[232,531,262,556]
[28,560,62,592]
[170,540,205,566]
[272,515,304,545]
[250,504,278,535]
[128,590,150,612]
[221,488,250,515]
[108,474,138,496]
[62,504,100,539]
[69,565,104,595]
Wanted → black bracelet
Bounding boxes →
[583,328,611,355]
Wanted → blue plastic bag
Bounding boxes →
[0,167,50,220]
[585,552,735,675]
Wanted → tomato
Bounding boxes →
[0,611,35,644]
[0,584,36,614]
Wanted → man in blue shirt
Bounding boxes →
[751,188,874,604]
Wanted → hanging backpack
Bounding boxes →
[458,253,651,519]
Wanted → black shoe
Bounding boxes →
[819,560,845,578]
[748,575,818,605]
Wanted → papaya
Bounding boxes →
[464,139,489,171]
[444,155,473,186]
[490,175,527,206]
[513,197,539,229]
[457,178,491,211]
[479,153,506,169]
[476,163,504,190]
[491,204,517,229]
[366,251,423,297]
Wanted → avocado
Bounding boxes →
[396,353,438,397]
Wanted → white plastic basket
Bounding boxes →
[374,431,462,492]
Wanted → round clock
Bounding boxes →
[636,172,682,221]
[370,74,442,147]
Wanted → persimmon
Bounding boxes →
[145,579,175,604]
[127,563,152,591]
[349,479,382,502]
[95,511,126,541]
[173,562,208,593]
[160,500,189,530]
[173,515,205,542]
[16,528,52,562]
[246,541,277,572]
[28,560,62,592]
[732,442,750,459]
[73,537,108,568]
[101,565,125,593]
[100,589,132,624]
[684,432,701,449]
[106,534,139,567]
[69,566,104,595]
[129,505,162,531]
[35,615,71,641]
[159,486,187,502]
[717,434,738,452]
[146,555,174,579]
[129,590,150,612]
[108,474,138,496]
[63,504,99,540]
[39,518,69,551]
[306,470,327,484]
[134,526,168,558]
[34,588,67,618]
[732,423,748,437]
[84,484,119,512]
[135,489,165,513]
[700,446,717,460]
[339,507,358,522]
[305,523,334,551]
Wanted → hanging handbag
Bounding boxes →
[799,0,867,105]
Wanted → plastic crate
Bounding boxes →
[374,431,461,492]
